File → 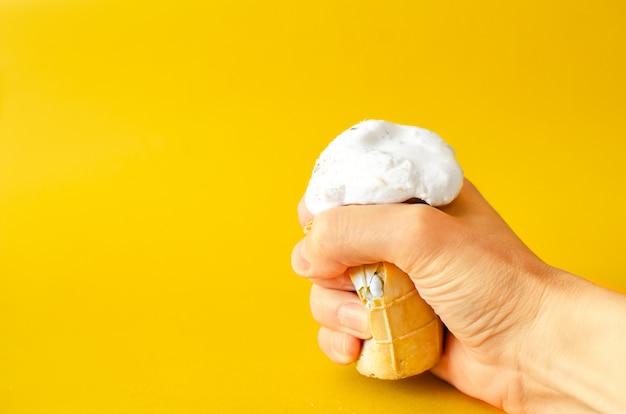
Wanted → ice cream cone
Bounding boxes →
[349,262,443,379]
[301,120,458,379]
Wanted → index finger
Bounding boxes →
[291,202,446,280]
[298,195,314,227]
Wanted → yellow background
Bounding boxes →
[1,1,624,413]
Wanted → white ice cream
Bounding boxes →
[305,120,463,215]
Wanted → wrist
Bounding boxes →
[517,268,626,413]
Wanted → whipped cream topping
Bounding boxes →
[305,120,463,215]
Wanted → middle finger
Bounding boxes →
[310,284,371,340]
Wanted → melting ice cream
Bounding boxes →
[305,120,463,215]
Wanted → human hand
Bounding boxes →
[292,179,626,413]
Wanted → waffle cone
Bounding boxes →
[349,262,443,379]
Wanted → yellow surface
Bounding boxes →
[1,1,625,412]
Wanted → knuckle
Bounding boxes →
[309,285,332,325]
[390,205,444,267]
[305,207,348,269]
[309,208,341,244]
[402,204,435,234]
[391,207,429,249]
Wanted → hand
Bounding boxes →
[292,179,626,413]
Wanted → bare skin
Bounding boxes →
[291,179,626,413]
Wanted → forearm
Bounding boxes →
[520,269,626,413]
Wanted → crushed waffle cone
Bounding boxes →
[350,262,443,379]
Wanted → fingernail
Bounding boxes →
[291,239,310,275]
[337,302,371,339]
